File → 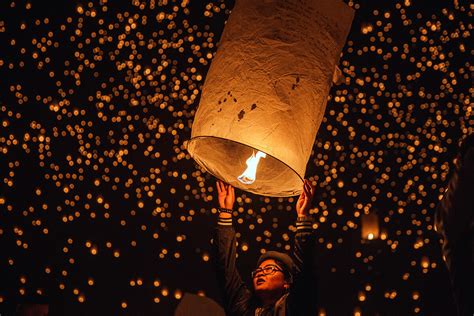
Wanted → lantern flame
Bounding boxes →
[237,151,267,184]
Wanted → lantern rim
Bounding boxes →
[186,135,305,197]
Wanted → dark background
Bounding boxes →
[0,0,471,315]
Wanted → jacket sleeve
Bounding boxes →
[213,216,253,316]
[434,145,474,316]
[287,215,318,316]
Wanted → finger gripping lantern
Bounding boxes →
[187,0,354,197]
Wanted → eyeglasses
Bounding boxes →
[251,265,283,278]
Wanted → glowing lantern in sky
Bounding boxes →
[361,213,380,241]
[187,0,354,196]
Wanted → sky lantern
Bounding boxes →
[187,0,354,196]
[361,213,380,241]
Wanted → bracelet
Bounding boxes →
[297,215,313,222]
[218,208,233,214]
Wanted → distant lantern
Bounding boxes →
[187,0,354,196]
[361,213,380,241]
[420,256,430,269]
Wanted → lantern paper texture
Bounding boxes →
[187,0,354,196]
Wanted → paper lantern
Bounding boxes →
[187,0,354,196]
[361,213,380,240]
[420,256,430,269]
[175,293,225,316]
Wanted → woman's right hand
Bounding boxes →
[216,180,235,211]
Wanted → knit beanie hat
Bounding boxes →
[256,251,295,280]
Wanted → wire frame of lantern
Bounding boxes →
[187,0,354,197]
[188,137,303,196]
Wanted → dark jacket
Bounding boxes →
[435,139,474,316]
[213,216,318,316]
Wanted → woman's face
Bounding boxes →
[252,259,288,295]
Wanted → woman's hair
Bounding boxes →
[273,259,293,284]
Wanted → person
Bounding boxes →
[212,179,318,316]
[435,133,474,316]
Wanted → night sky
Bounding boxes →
[0,0,472,315]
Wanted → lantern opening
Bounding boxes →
[237,151,267,185]
[186,136,303,197]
